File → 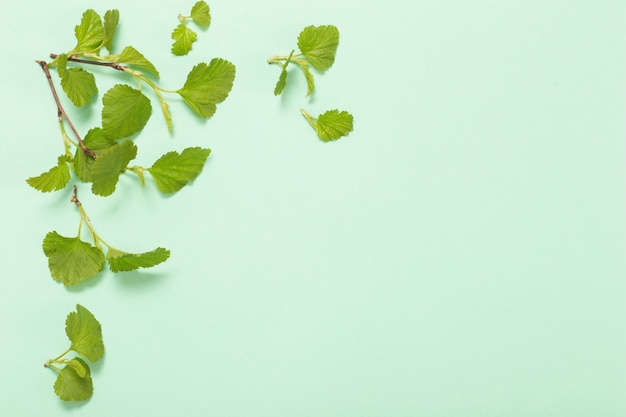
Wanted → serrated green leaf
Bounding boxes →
[107,247,171,272]
[157,96,173,132]
[26,155,71,193]
[65,358,88,378]
[74,9,104,53]
[103,9,119,52]
[148,147,211,193]
[54,358,93,402]
[42,231,105,286]
[66,304,104,362]
[117,46,160,78]
[297,25,339,71]
[313,109,354,142]
[190,0,211,27]
[301,63,315,96]
[56,53,69,78]
[171,23,197,56]
[91,140,137,196]
[102,84,152,139]
[61,67,97,107]
[177,59,236,118]
[73,128,117,182]
[274,68,287,96]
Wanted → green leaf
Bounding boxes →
[190,0,211,27]
[102,84,152,139]
[53,358,93,402]
[171,23,197,56]
[301,62,315,96]
[42,231,105,286]
[117,46,160,79]
[65,304,105,362]
[107,247,171,272]
[274,68,287,96]
[26,155,71,193]
[61,68,97,107]
[56,53,69,78]
[177,59,236,118]
[302,109,354,142]
[65,358,88,378]
[73,128,117,182]
[91,140,138,196]
[297,25,339,70]
[74,9,104,53]
[103,9,119,52]
[148,147,211,193]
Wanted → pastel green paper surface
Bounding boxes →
[0,0,624,415]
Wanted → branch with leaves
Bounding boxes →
[172,0,211,55]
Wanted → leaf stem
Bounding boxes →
[36,60,96,158]
[71,186,117,252]
[300,108,317,130]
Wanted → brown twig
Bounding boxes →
[49,53,127,72]
[36,60,97,158]
[71,185,81,207]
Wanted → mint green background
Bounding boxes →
[0,0,624,415]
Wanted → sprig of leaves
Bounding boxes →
[44,305,104,402]
[300,109,354,142]
[267,25,339,96]
[171,1,211,56]
[42,187,170,286]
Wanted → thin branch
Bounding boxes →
[49,53,127,72]
[36,60,96,158]
[71,185,81,207]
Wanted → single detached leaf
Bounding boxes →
[102,84,152,139]
[66,304,105,362]
[91,140,138,196]
[177,59,236,118]
[117,46,160,78]
[302,109,354,142]
[148,147,211,193]
[26,155,71,193]
[53,358,93,402]
[65,358,88,378]
[74,9,104,53]
[274,68,287,96]
[61,68,98,107]
[190,0,211,27]
[297,25,339,70]
[171,23,197,56]
[73,128,117,182]
[107,247,171,272]
[103,9,120,52]
[42,231,105,286]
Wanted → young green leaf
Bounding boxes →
[91,140,138,196]
[42,231,105,286]
[73,128,117,182]
[301,109,354,142]
[274,68,287,96]
[53,358,93,402]
[65,304,105,362]
[61,68,98,107]
[102,9,119,52]
[177,59,236,118]
[301,62,315,96]
[107,247,171,272]
[65,358,88,379]
[148,147,211,193]
[26,155,71,193]
[190,0,211,27]
[117,46,160,79]
[102,84,152,139]
[74,9,104,53]
[297,25,339,71]
[171,23,198,56]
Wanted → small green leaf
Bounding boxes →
[301,63,315,96]
[103,9,119,52]
[61,68,97,107]
[297,25,339,70]
[74,9,104,53]
[171,23,197,56]
[56,53,69,78]
[190,0,211,27]
[26,155,71,193]
[117,46,160,79]
[65,304,105,363]
[73,128,117,182]
[107,247,171,272]
[53,358,93,402]
[177,59,236,118]
[102,84,152,139]
[91,140,138,196]
[42,231,105,286]
[274,68,287,96]
[65,359,88,378]
[148,147,211,193]
[302,109,354,142]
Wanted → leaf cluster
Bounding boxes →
[171,0,211,56]
[45,305,104,402]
